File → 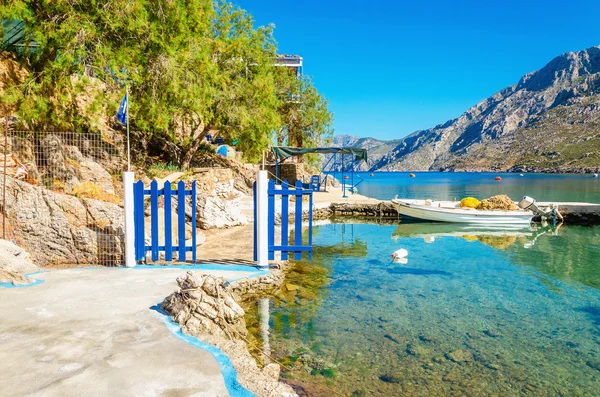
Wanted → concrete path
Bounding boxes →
[0,266,260,397]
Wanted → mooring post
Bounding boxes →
[123,171,136,267]
[256,170,269,269]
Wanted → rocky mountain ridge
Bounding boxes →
[337,45,600,173]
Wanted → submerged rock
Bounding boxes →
[384,333,405,344]
[445,349,474,363]
[586,360,600,372]
[379,373,403,384]
[484,329,501,338]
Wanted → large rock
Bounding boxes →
[162,272,298,397]
[161,272,247,340]
[41,134,80,186]
[197,195,248,229]
[37,134,118,194]
[65,146,116,194]
[0,239,39,285]
[3,177,124,267]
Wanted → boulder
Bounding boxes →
[161,272,248,340]
[41,134,79,186]
[3,177,124,267]
[77,158,116,194]
[197,195,248,229]
[0,239,39,285]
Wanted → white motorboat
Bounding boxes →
[391,198,534,225]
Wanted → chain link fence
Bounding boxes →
[1,127,128,267]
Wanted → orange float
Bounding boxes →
[495,176,502,181]
[410,173,416,178]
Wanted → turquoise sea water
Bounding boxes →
[246,223,600,396]
[332,172,600,203]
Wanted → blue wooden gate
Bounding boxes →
[133,180,197,263]
[254,180,313,261]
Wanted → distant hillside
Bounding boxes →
[339,45,600,173]
[329,134,402,171]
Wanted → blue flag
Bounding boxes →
[117,93,128,124]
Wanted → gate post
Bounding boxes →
[256,170,269,269]
[123,171,136,267]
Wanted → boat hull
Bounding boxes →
[391,199,533,225]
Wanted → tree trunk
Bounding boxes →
[180,127,218,169]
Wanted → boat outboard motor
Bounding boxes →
[518,196,546,217]
[518,196,558,224]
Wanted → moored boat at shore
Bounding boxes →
[391,198,534,224]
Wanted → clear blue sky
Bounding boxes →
[236,0,600,141]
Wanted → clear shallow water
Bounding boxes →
[245,223,600,397]
[331,172,600,203]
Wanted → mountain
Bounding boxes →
[329,135,402,171]
[342,45,600,173]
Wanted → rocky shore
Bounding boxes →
[0,239,39,285]
[162,271,297,397]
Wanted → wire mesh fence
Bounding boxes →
[0,127,128,267]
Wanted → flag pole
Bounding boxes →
[126,84,131,172]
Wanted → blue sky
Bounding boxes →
[236,0,600,141]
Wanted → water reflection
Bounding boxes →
[392,222,532,245]
[245,222,600,397]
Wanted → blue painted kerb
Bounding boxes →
[153,304,258,397]
[0,270,45,288]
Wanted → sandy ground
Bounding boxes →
[197,225,255,265]
[312,186,381,205]
[0,266,262,397]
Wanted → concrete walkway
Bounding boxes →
[0,266,260,397]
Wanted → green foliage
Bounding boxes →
[1,1,333,166]
[274,68,334,155]
[146,161,182,178]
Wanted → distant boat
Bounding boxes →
[391,198,533,225]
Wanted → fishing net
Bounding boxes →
[459,197,481,209]
[477,194,517,211]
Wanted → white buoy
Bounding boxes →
[520,173,524,177]
[391,248,408,260]
[393,257,408,265]
[594,173,599,178]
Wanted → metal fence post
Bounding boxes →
[123,171,136,267]
[256,170,269,269]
